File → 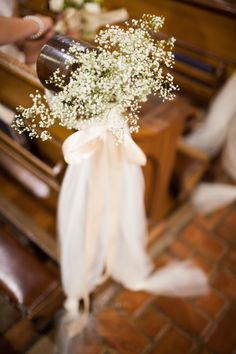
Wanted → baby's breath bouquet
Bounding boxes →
[13,15,178,142]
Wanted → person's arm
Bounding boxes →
[0,16,53,45]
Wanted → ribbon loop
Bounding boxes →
[62,126,105,164]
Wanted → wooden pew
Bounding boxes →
[0,52,62,260]
[18,0,52,17]
[0,53,64,319]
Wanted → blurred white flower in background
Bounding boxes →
[49,0,64,12]
[72,0,84,5]
[84,2,101,13]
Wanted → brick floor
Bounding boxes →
[135,305,169,339]
[225,247,236,273]
[216,223,236,244]
[213,270,236,300]
[207,304,236,354]
[225,209,236,229]
[194,289,227,318]
[154,296,209,336]
[169,239,192,259]
[194,208,226,231]
[96,309,149,354]
[182,224,226,260]
[1,202,236,354]
[150,328,194,354]
[114,290,152,315]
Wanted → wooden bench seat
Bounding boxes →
[0,223,62,319]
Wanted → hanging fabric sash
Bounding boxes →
[58,107,209,328]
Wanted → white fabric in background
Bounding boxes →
[191,182,236,215]
[0,104,15,125]
[223,113,236,181]
[58,107,209,320]
[184,72,236,214]
[184,72,236,157]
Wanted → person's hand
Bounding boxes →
[23,28,54,65]
[34,14,54,38]
[43,27,55,40]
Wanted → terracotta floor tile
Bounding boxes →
[25,336,55,354]
[96,308,149,354]
[225,209,236,230]
[74,344,118,354]
[195,208,226,231]
[154,296,209,336]
[74,344,104,354]
[195,289,227,318]
[135,305,168,339]
[190,254,213,274]
[4,319,38,352]
[100,349,117,354]
[207,304,236,354]
[114,289,152,315]
[169,239,192,259]
[182,224,226,259]
[225,247,236,273]
[213,270,236,300]
[150,327,193,354]
[198,350,211,354]
[153,253,173,270]
[216,223,236,244]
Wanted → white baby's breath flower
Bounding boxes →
[49,0,64,12]
[40,131,52,141]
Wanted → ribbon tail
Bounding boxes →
[58,163,90,303]
[111,134,209,298]
[58,128,107,314]
[129,261,209,297]
[124,133,147,165]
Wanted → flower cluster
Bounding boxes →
[49,0,102,13]
[12,14,178,141]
